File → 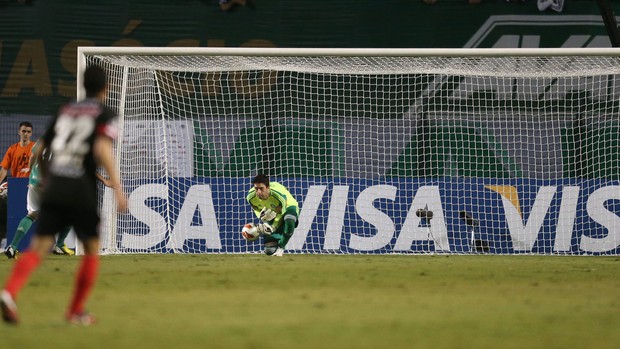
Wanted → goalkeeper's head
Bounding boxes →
[252,174,270,200]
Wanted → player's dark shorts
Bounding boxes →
[36,203,100,241]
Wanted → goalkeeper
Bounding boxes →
[246,174,299,257]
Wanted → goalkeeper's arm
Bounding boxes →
[262,207,283,231]
[260,207,277,221]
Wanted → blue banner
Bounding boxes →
[98,177,620,255]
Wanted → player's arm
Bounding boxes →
[29,141,44,169]
[95,172,113,188]
[0,147,13,183]
[0,167,7,184]
[93,136,127,212]
[33,139,50,180]
[247,194,276,235]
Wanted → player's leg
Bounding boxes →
[5,186,41,259]
[0,289,18,324]
[53,226,75,256]
[1,204,69,323]
[270,207,299,257]
[66,210,100,325]
[263,235,280,256]
[264,232,287,257]
[278,206,299,249]
[1,234,55,324]
[66,236,98,325]
[4,213,36,259]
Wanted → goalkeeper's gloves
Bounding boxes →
[259,207,277,222]
[256,222,274,236]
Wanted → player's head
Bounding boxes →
[252,174,270,200]
[83,65,107,98]
[18,121,33,142]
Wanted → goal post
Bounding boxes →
[77,46,620,255]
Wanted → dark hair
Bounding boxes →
[252,174,270,186]
[83,65,107,97]
[18,121,33,129]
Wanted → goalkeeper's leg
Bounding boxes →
[263,223,297,252]
[262,207,299,256]
[263,239,280,255]
[277,220,295,248]
[278,207,299,248]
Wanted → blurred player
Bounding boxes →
[1,65,127,325]
[246,174,299,256]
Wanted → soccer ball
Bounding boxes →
[0,182,7,199]
[241,223,260,242]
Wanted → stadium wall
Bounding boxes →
[0,0,618,117]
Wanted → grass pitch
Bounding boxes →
[0,254,619,349]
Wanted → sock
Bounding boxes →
[68,255,99,315]
[3,251,42,299]
[55,226,72,247]
[9,216,34,249]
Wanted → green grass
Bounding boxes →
[1,254,619,349]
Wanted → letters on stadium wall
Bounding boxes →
[0,0,616,117]
[98,178,620,255]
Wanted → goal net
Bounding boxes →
[78,47,620,255]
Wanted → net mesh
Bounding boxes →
[85,50,620,255]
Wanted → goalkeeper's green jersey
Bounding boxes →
[246,181,299,231]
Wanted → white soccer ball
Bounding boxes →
[241,223,260,242]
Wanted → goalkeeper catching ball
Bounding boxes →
[246,174,299,257]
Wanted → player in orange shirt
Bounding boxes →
[0,122,36,183]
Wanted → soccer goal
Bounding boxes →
[77,47,620,255]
